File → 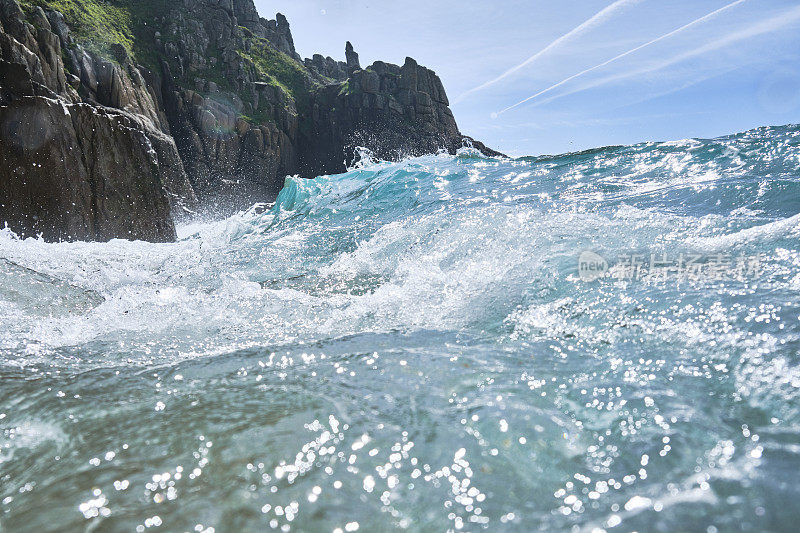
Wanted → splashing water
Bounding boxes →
[1,125,800,532]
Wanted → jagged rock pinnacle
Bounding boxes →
[345,41,360,72]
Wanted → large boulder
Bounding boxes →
[0,96,180,242]
[0,0,197,242]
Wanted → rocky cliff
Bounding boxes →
[0,0,194,241]
[0,0,499,241]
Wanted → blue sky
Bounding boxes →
[255,0,800,156]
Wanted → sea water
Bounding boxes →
[1,125,800,532]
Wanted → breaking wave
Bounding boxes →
[1,124,799,531]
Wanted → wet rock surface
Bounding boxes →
[0,0,189,241]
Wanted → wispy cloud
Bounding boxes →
[495,0,748,116]
[614,64,749,108]
[453,0,642,104]
[526,5,800,110]
[473,110,716,132]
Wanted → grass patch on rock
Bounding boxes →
[18,0,170,65]
[238,35,314,107]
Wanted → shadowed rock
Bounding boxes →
[345,41,360,73]
[1,97,179,242]
[0,0,193,241]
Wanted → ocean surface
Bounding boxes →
[2,125,800,532]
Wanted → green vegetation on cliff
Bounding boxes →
[236,30,323,129]
[238,34,314,106]
[20,0,132,57]
[15,0,323,126]
[18,0,329,116]
[18,0,170,65]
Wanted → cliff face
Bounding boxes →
[0,0,498,241]
[0,0,194,241]
[302,56,463,175]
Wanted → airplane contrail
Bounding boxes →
[453,0,642,104]
[495,0,748,116]
[529,4,798,113]
[601,5,800,100]
[542,63,746,112]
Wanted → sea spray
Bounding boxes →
[1,125,799,531]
